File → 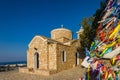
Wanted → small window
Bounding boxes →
[75,52,80,66]
[62,51,66,62]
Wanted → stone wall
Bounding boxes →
[56,42,79,72]
[51,28,72,41]
[56,37,70,43]
[19,67,56,76]
[48,43,57,70]
[27,36,48,70]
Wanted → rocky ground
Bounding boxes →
[0,66,86,80]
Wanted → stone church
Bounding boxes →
[19,26,83,76]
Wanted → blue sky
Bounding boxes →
[0,0,103,62]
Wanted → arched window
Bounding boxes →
[62,51,66,62]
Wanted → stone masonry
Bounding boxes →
[19,27,83,76]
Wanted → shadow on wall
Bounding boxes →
[77,47,86,60]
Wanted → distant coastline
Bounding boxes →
[0,61,27,72]
[0,61,26,65]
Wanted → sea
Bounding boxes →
[0,61,27,65]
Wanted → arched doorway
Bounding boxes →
[34,52,39,69]
[75,52,79,66]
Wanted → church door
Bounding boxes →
[34,52,39,69]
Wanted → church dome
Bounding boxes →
[51,26,72,40]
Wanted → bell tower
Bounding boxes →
[76,26,84,39]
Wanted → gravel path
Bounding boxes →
[0,66,86,80]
